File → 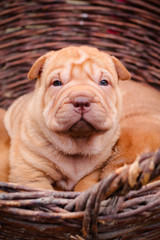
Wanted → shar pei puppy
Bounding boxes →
[3,46,160,191]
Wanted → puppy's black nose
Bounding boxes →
[72,96,91,113]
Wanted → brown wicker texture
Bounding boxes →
[0,0,160,239]
[0,151,160,240]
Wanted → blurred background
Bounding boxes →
[0,0,159,108]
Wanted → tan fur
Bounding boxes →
[4,46,130,190]
[0,109,10,182]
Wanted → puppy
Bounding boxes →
[4,46,131,190]
[0,108,10,182]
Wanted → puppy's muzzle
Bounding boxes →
[66,90,96,136]
[72,96,91,114]
[69,88,94,114]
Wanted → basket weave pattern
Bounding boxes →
[0,0,160,239]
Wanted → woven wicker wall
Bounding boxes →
[0,0,160,109]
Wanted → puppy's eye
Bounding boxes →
[52,80,62,87]
[99,79,109,86]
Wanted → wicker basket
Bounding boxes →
[0,0,160,239]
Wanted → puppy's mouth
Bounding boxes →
[67,119,97,137]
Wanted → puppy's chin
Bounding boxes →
[52,126,117,156]
[66,119,98,137]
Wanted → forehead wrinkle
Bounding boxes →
[45,49,115,83]
[52,47,89,67]
[83,60,94,81]
[70,59,95,82]
[83,59,102,82]
[48,52,89,76]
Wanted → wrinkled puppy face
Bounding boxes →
[43,48,118,135]
[28,46,130,155]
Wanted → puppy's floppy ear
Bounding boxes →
[28,51,54,80]
[112,56,131,81]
